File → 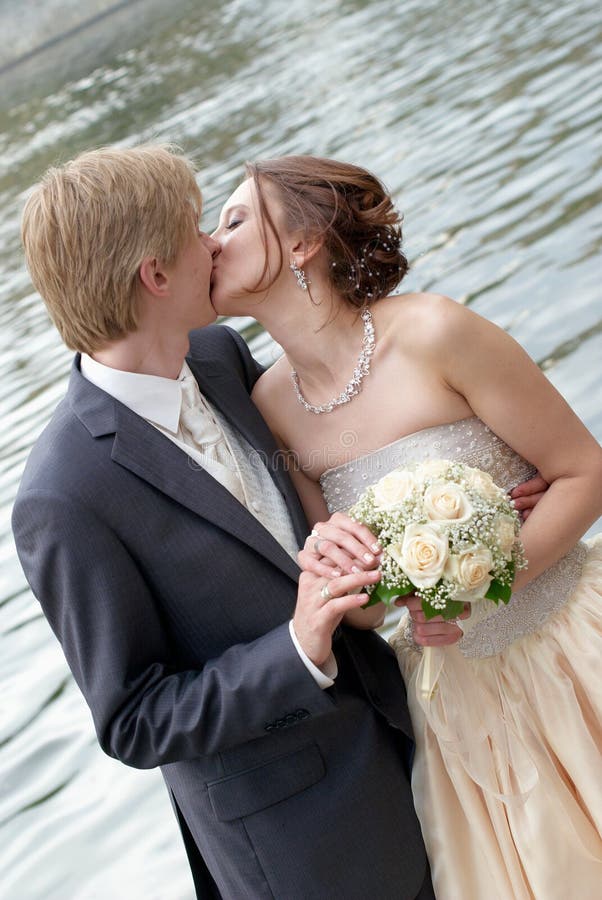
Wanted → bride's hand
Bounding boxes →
[402,595,471,647]
[298,512,383,578]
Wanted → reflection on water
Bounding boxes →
[1,0,601,896]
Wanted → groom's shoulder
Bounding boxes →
[188,322,250,359]
[16,382,106,499]
[188,324,262,385]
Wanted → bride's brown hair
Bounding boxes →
[244,155,408,308]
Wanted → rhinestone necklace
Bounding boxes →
[290,308,376,414]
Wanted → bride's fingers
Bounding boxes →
[413,618,465,645]
[415,629,464,647]
[297,547,342,579]
[306,528,381,574]
[405,600,471,623]
[327,512,382,554]
[310,516,381,563]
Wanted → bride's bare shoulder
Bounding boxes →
[377,292,475,350]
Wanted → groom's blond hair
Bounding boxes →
[21,144,202,353]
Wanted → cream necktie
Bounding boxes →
[178,371,246,502]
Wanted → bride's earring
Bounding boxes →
[290,260,310,291]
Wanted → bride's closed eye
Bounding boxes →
[226,219,243,230]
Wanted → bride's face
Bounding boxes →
[210,177,286,316]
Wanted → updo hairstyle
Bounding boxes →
[244,155,408,308]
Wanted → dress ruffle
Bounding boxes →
[390,536,602,900]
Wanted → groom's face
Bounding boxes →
[167,226,220,330]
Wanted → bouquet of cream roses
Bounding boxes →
[349,458,526,621]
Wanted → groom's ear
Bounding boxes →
[139,256,170,297]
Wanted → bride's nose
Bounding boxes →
[202,233,221,258]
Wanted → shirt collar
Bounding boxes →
[80,354,192,434]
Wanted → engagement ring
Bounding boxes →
[310,528,323,555]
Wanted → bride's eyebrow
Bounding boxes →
[221,203,249,221]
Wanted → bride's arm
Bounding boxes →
[284,463,388,629]
[426,296,602,589]
[251,372,386,628]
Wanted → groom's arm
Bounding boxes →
[12,489,336,770]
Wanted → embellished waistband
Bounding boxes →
[458,542,588,658]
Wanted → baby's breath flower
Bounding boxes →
[349,458,526,618]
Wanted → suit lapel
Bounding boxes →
[70,362,301,582]
[187,358,310,548]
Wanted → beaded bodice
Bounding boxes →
[320,416,585,657]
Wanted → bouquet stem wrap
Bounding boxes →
[418,646,443,701]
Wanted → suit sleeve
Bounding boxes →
[12,489,334,769]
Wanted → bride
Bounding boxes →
[209,155,602,899]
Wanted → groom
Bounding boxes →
[12,145,542,899]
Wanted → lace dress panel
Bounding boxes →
[320,416,585,657]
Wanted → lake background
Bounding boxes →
[1,0,601,897]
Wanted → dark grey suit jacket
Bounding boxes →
[12,325,430,899]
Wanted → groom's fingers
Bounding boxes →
[294,570,381,665]
[510,473,548,498]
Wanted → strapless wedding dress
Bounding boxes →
[321,417,602,900]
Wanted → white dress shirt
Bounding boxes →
[80,353,336,687]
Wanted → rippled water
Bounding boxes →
[1,1,601,896]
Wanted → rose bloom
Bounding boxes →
[387,523,449,589]
[494,514,517,558]
[464,467,505,502]
[423,481,473,524]
[373,469,416,510]
[444,544,493,600]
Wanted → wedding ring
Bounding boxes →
[320,583,333,601]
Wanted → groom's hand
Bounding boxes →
[293,569,381,666]
[510,471,549,521]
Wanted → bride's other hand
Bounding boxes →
[298,511,383,578]
[510,472,549,521]
[403,595,470,647]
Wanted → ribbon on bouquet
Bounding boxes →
[410,643,540,806]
